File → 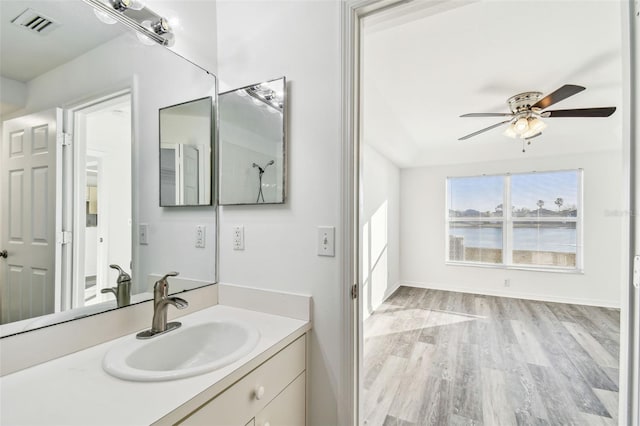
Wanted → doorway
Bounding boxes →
[343,1,638,425]
[69,93,132,310]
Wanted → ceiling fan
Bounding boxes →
[458,84,616,142]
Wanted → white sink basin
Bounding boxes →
[103,320,260,381]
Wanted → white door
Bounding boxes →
[181,144,199,205]
[0,108,62,324]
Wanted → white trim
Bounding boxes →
[69,91,131,311]
[401,280,621,309]
[445,261,584,274]
[623,1,639,424]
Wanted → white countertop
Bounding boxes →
[0,305,309,425]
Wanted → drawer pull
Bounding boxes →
[254,385,265,400]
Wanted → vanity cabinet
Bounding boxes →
[178,335,306,426]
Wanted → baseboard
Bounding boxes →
[362,281,402,320]
[384,281,402,303]
[400,280,620,309]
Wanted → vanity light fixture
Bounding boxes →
[111,0,145,12]
[245,84,284,113]
[84,0,175,46]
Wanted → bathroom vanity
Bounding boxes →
[0,286,311,425]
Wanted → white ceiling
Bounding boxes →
[0,1,124,82]
[362,0,624,168]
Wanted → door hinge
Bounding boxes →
[634,255,640,289]
[60,132,72,147]
[57,231,72,245]
[351,283,358,299]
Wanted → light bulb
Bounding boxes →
[521,118,547,139]
[514,117,529,134]
[503,125,518,139]
[128,0,145,10]
[111,0,145,11]
[527,117,547,134]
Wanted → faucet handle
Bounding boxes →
[110,264,131,284]
[160,271,179,282]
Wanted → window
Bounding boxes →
[447,170,582,271]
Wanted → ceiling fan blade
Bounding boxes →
[532,84,586,109]
[545,107,616,117]
[458,120,511,141]
[460,113,514,118]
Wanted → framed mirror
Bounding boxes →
[0,0,217,337]
[219,77,286,205]
[159,97,213,207]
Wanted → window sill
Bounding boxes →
[445,261,584,275]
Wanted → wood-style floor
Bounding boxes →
[363,287,620,426]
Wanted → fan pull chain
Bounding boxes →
[522,138,533,153]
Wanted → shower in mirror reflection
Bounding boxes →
[252,160,275,203]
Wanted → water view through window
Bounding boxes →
[447,170,581,269]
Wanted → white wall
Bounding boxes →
[362,144,400,319]
[215,1,342,424]
[0,76,26,116]
[401,150,624,307]
[146,0,218,73]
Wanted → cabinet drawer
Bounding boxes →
[255,372,305,426]
[180,335,305,425]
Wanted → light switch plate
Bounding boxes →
[195,225,205,248]
[233,226,244,250]
[317,226,335,257]
[139,223,149,245]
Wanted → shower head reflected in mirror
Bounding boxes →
[252,160,275,202]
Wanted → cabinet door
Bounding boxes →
[255,373,305,426]
[179,336,305,426]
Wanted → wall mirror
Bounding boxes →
[160,97,213,207]
[0,0,217,337]
[219,77,286,205]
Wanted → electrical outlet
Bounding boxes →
[195,225,205,248]
[504,279,511,287]
[139,223,149,245]
[317,226,335,257]
[233,226,244,250]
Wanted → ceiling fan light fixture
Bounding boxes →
[503,125,518,139]
[513,117,529,134]
[524,117,547,137]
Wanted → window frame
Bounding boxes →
[445,169,584,273]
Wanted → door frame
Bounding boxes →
[340,1,639,425]
[66,90,131,310]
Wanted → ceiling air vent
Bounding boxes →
[11,8,60,35]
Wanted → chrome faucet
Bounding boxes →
[101,264,131,307]
[136,271,188,339]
